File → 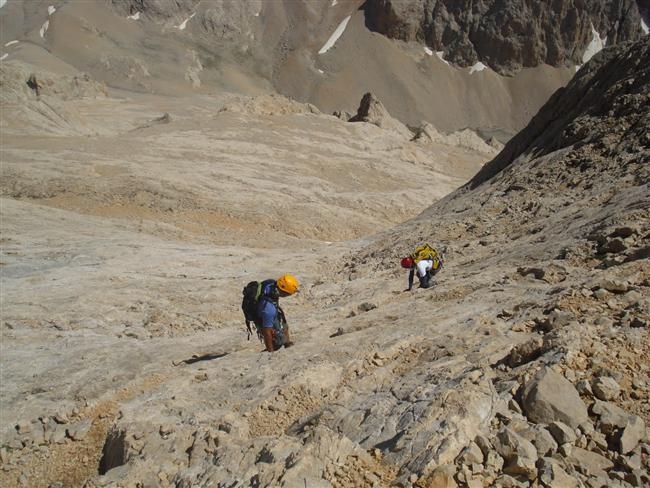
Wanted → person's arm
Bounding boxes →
[245,320,253,340]
[407,268,415,291]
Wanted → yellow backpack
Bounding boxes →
[411,243,443,270]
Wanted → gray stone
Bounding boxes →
[621,451,642,471]
[576,379,593,396]
[54,412,69,424]
[51,424,67,444]
[493,473,528,488]
[494,428,537,461]
[592,376,620,400]
[591,400,629,435]
[504,338,543,367]
[533,426,558,457]
[597,279,629,293]
[610,226,637,239]
[519,424,557,457]
[630,316,647,328]
[590,430,608,451]
[628,468,650,487]
[520,367,589,428]
[538,457,579,488]
[548,421,577,445]
[15,422,32,434]
[493,428,537,480]
[566,446,614,478]
[358,302,377,312]
[619,415,646,454]
[502,454,536,480]
[67,419,92,441]
[426,464,458,487]
[540,309,573,332]
[474,434,492,457]
[602,238,627,254]
[484,450,504,471]
[593,288,610,300]
[456,441,484,465]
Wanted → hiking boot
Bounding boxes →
[284,341,295,348]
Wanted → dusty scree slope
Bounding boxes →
[0,23,649,488]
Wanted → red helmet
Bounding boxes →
[400,256,414,268]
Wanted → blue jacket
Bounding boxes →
[257,280,280,329]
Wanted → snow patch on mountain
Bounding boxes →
[582,23,607,63]
[469,62,487,74]
[436,51,449,65]
[40,20,49,38]
[177,13,195,30]
[318,15,351,54]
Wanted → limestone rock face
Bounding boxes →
[363,0,646,75]
[349,92,413,139]
[469,35,650,188]
[520,367,589,428]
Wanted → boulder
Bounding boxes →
[548,421,577,445]
[538,457,580,488]
[591,400,629,435]
[596,279,629,293]
[618,415,646,454]
[519,424,557,457]
[520,367,589,428]
[592,376,621,401]
[493,428,537,480]
[539,309,573,332]
[456,441,484,465]
[503,337,543,367]
[67,419,92,441]
[565,446,614,478]
[425,464,459,488]
[348,92,413,139]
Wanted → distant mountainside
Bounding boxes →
[468,35,650,188]
[364,0,647,75]
[1,0,647,136]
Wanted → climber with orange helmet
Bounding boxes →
[242,274,300,352]
[400,243,443,291]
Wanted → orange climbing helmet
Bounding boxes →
[277,274,300,295]
[401,256,414,268]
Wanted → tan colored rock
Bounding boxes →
[592,376,621,401]
[520,367,589,428]
[619,415,646,454]
[538,457,579,488]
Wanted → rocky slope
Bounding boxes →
[0,24,648,488]
[364,0,647,75]
[343,34,650,487]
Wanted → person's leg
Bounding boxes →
[416,260,433,288]
[262,327,274,352]
[283,326,294,347]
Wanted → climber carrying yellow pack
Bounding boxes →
[400,243,443,291]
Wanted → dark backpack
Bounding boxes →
[241,279,285,345]
[242,280,264,329]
